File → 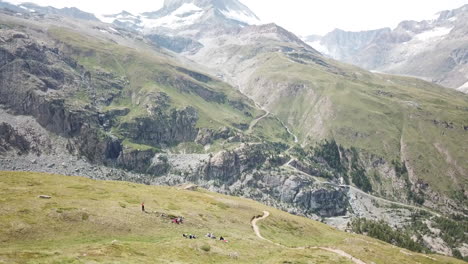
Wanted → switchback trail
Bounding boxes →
[248,110,270,133]
[251,211,366,264]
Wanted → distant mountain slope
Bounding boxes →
[0,0,99,21]
[307,4,468,93]
[0,171,464,264]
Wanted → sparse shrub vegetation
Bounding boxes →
[200,245,211,252]
[81,212,89,221]
[350,218,426,253]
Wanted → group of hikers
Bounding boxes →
[141,203,228,243]
[172,217,184,224]
[182,233,227,242]
[183,234,198,239]
[206,233,227,242]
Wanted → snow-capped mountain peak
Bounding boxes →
[98,11,139,24]
[100,0,261,34]
[147,0,261,25]
[162,0,260,22]
[141,3,205,30]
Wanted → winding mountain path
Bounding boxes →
[236,80,299,145]
[282,163,441,218]
[251,211,367,264]
[346,185,441,217]
[248,110,270,133]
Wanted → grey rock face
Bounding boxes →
[150,143,351,217]
[16,3,99,21]
[0,30,123,164]
[0,122,30,155]
[119,107,199,147]
[117,148,157,174]
[200,143,266,183]
[0,30,93,136]
[195,127,234,145]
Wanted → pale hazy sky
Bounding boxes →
[4,0,468,35]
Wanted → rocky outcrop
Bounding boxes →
[195,127,234,145]
[197,143,266,184]
[0,123,30,155]
[147,154,171,176]
[117,148,157,174]
[289,160,322,177]
[0,30,96,136]
[67,126,122,163]
[0,30,124,164]
[279,176,348,217]
[119,106,199,147]
[144,143,350,217]
[239,171,349,217]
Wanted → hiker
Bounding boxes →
[220,236,224,241]
[141,202,145,212]
[183,234,188,238]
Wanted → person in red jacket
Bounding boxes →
[141,202,145,212]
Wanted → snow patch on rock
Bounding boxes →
[18,5,35,12]
[141,3,204,29]
[96,14,116,24]
[220,8,261,25]
[457,81,468,93]
[414,27,452,41]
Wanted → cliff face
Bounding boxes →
[0,30,113,161]
[0,29,193,167]
[0,123,30,155]
[137,143,351,218]
[0,31,89,134]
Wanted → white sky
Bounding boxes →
[4,0,468,35]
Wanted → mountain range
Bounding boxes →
[307,4,468,93]
[0,0,467,260]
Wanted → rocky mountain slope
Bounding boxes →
[0,0,99,21]
[307,4,468,93]
[0,0,467,259]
